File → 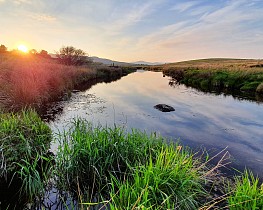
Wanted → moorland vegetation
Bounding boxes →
[147,59,263,99]
[0,45,262,209]
[0,45,135,112]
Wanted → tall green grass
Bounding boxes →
[109,147,204,209]
[0,110,53,206]
[227,170,263,210]
[56,119,164,195]
[1,112,262,209]
[55,119,210,209]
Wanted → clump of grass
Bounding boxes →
[109,146,205,209]
[256,82,263,93]
[227,170,263,210]
[55,119,211,209]
[55,119,164,196]
[0,109,53,206]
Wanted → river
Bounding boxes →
[46,70,263,178]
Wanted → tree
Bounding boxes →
[29,49,38,55]
[0,44,7,53]
[39,50,51,58]
[56,46,86,66]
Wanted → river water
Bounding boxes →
[47,70,263,177]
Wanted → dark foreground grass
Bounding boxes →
[55,119,219,209]
[55,119,263,209]
[0,110,53,208]
[1,111,262,209]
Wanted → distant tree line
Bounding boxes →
[0,44,92,66]
[29,49,51,58]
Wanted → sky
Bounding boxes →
[1,0,263,62]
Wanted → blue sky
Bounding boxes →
[1,0,263,62]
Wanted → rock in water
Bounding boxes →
[154,104,175,112]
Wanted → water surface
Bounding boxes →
[48,70,263,177]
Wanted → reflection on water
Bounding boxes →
[47,70,263,177]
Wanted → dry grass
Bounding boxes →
[148,58,263,73]
[145,59,263,96]
[0,54,96,111]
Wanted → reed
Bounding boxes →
[55,119,165,196]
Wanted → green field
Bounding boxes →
[146,59,263,97]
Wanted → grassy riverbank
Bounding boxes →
[0,111,262,209]
[0,110,53,209]
[147,59,263,97]
[0,53,135,112]
[55,119,263,209]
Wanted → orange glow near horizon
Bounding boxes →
[17,44,29,53]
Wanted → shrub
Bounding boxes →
[56,46,87,66]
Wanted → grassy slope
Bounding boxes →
[146,58,263,95]
[0,53,135,111]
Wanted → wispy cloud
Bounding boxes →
[133,0,263,62]
[2,0,263,62]
[170,1,200,12]
[14,0,32,5]
[27,13,57,22]
[103,0,164,35]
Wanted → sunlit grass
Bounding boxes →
[0,54,96,111]
[147,59,263,95]
[55,119,214,209]
[0,54,136,111]
[227,170,263,210]
[109,147,205,209]
[1,112,262,209]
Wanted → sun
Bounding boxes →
[18,44,29,53]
